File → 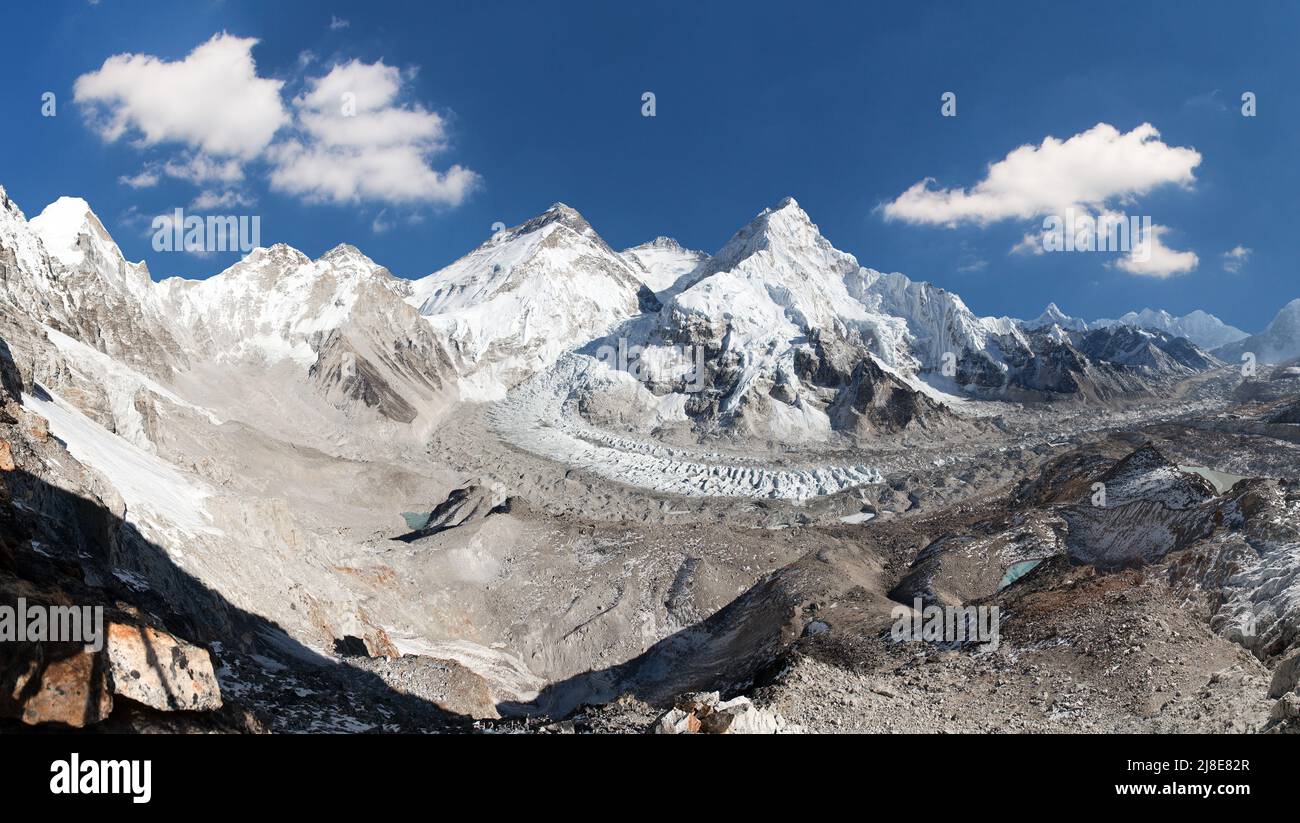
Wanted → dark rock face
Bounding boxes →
[1060,444,1219,569]
[1269,398,1300,424]
[1076,326,1216,373]
[794,330,943,435]
[401,483,509,540]
[952,326,1214,401]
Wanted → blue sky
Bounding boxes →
[1,0,1296,331]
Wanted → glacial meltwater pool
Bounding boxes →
[1178,466,1250,494]
[998,560,1043,591]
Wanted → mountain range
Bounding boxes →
[5,185,1297,454]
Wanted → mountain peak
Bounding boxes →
[244,242,312,271]
[319,243,375,267]
[29,196,97,267]
[1025,302,1087,331]
[503,201,599,243]
[632,236,685,252]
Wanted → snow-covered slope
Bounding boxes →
[1216,298,1300,364]
[848,269,1027,375]
[1094,308,1249,350]
[407,203,655,400]
[157,243,410,366]
[621,237,708,293]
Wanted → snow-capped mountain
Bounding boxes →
[620,236,709,294]
[156,242,411,366]
[1024,303,1089,332]
[1074,325,1217,373]
[1094,308,1248,350]
[0,188,459,449]
[1020,304,1248,351]
[1216,298,1300,364]
[407,203,657,400]
[15,193,187,379]
[847,269,1026,375]
[0,183,1237,448]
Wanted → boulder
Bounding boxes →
[654,690,798,734]
[1268,651,1300,699]
[0,644,113,727]
[106,622,222,713]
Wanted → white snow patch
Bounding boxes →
[22,388,220,539]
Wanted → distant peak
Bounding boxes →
[319,243,371,263]
[628,236,694,254]
[248,243,311,268]
[506,202,599,242]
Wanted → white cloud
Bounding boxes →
[74,33,288,159]
[329,15,350,30]
[1222,245,1251,273]
[162,153,245,184]
[77,36,477,211]
[885,123,1202,277]
[268,59,478,205]
[191,189,254,210]
[882,123,1200,226]
[1112,224,1198,278]
[118,169,159,189]
[1010,232,1045,256]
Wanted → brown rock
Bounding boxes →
[106,622,222,712]
[0,439,13,472]
[0,644,113,728]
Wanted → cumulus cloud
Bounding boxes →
[74,33,288,160]
[1112,224,1198,278]
[118,169,159,189]
[191,189,254,210]
[882,123,1200,226]
[74,35,478,211]
[1222,245,1252,273]
[883,123,1202,277]
[268,59,478,205]
[162,153,244,185]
